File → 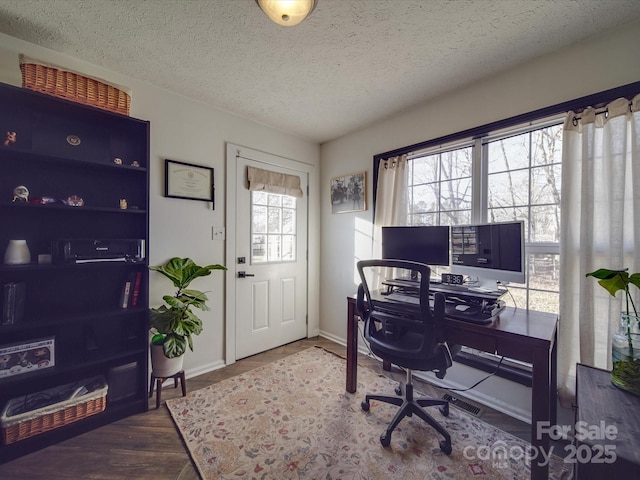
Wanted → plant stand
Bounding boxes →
[149,370,186,409]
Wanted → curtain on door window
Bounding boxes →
[558,94,640,406]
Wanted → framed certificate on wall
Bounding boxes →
[165,159,214,205]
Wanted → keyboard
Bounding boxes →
[385,292,422,304]
[444,303,494,324]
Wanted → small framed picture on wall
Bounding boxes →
[330,170,366,214]
[165,159,214,206]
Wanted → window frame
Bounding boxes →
[372,80,640,213]
[405,119,563,313]
[371,80,640,383]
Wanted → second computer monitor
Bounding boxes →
[381,225,450,267]
[450,221,525,287]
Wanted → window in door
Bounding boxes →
[251,191,297,264]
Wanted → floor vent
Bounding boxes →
[442,393,482,417]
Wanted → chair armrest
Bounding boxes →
[356,284,368,318]
[432,292,447,343]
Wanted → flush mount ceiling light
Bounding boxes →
[256,0,318,27]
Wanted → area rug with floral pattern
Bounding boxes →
[166,347,572,480]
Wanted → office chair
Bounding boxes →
[356,259,458,454]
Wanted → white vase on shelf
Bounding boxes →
[4,239,31,265]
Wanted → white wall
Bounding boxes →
[0,33,320,377]
[319,19,640,419]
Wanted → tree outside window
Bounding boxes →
[406,121,562,314]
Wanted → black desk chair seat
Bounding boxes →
[356,259,460,454]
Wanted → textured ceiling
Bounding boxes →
[0,0,639,143]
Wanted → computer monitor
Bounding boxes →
[450,221,525,289]
[381,226,450,267]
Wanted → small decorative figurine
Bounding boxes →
[119,198,128,210]
[66,195,84,207]
[66,134,81,146]
[12,185,29,202]
[131,161,140,167]
[113,157,123,165]
[3,131,16,147]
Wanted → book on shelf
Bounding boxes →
[119,271,142,309]
[130,271,142,307]
[119,272,135,309]
[2,282,26,325]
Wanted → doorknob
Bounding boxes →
[237,271,255,278]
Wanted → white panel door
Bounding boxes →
[235,155,308,359]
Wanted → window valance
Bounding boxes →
[247,166,303,198]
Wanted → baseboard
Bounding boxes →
[318,330,346,347]
[184,359,226,380]
[319,330,373,357]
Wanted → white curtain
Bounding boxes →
[373,154,408,257]
[558,94,640,406]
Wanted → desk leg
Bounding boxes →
[346,298,358,393]
[531,345,553,480]
[550,329,557,426]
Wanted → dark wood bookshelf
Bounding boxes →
[0,82,150,463]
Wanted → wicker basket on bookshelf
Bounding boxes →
[19,54,131,115]
[1,376,108,445]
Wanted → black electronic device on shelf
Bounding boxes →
[51,238,145,264]
[0,81,150,463]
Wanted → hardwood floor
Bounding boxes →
[0,337,532,480]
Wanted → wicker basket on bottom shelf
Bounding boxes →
[1,376,108,445]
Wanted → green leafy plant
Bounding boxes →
[586,268,640,316]
[587,268,640,349]
[587,268,640,395]
[149,257,226,358]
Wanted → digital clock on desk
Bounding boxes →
[441,273,464,285]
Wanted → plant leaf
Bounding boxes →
[163,333,187,358]
[587,269,630,297]
[586,268,627,280]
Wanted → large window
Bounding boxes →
[406,119,563,314]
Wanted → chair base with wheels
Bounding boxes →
[356,259,459,455]
[361,368,452,454]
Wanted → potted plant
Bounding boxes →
[586,268,640,395]
[149,257,226,376]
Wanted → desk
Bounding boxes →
[346,295,558,480]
